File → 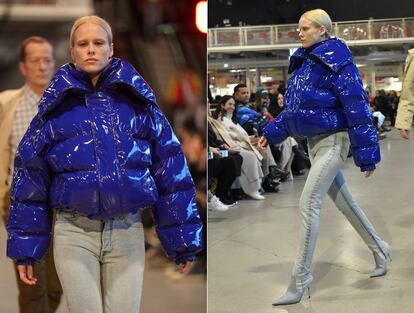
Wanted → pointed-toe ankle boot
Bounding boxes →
[272,276,310,306]
[370,241,391,278]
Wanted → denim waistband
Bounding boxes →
[309,128,347,141]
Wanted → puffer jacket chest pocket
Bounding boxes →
[315,69,335,90]
[122,138,152,169]
[113,102,155,169]
[303,61,337,109]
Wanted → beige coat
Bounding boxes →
[396,48,414,130]
[208,116,263,161]
[0,88,24,217]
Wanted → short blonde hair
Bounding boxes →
[301,9,332,38]
[70,15,113,47]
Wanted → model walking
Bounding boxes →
[259,9,390,306]
[7,15,203,313]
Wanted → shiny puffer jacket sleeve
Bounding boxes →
[149,105,203,264]
[333,63,380,171]
[7,120,52,265]
[263,110,289,145]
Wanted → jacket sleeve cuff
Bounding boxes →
[174,253,196,265]
[360,164,376,172]
[15,258,36,266]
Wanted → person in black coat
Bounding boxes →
[208,122,243,205]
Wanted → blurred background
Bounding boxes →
[0,1,206,313]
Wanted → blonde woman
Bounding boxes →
[7,15,203,313]
[260,9,389,305]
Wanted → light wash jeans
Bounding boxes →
[53,210,145,313]
[293,131,387,290]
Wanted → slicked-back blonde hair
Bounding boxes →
[301,9,332,38]
[70,15,113,47]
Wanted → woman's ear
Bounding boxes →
[319,26,327,37]
[109,43,114,58]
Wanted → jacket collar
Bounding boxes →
[288,37,353,74]
[37,57,156,121]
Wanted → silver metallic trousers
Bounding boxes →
[293,131,387,290]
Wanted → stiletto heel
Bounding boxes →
[370,241,390,278]
[272,276,311,306]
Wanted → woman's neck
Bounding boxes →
[90,74,100,86]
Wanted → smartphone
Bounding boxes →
[219,150,228,157]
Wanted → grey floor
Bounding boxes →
[0,220,206,313]
[208,129,414,313]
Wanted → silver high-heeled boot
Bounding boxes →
[370,241,391,278]
[272,276,310,306]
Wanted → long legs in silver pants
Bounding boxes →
[292,131,387,290]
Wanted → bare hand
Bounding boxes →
[258,137,268,149]
[210,147,221,156]
[179,261,192,274]
[364,170,374,178]
[400,129,410,140]
[17,265,37,285]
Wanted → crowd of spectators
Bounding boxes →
[368,89,400,139]
[208,84,310,211]
[208,84,399,211]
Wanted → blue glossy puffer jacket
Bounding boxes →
[7,58,203,265]
[264,38,380,171]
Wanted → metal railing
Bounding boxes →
[208,17,414,52]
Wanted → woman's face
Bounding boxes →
[298,16,325,48]
[71,22,113,79]
[222,98,236,114]
[277,93,284,108]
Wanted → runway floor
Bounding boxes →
[208,128,414,313]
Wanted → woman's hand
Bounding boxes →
[17,264,37,285]
[364,170,374,178]
[179,261,192,274]
[399,129,410,140]
[210,147,221,157]
[258,137,268,149]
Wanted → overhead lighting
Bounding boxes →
[260,76,273,82]
[224,63,229,68]
[195,1,207,34]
